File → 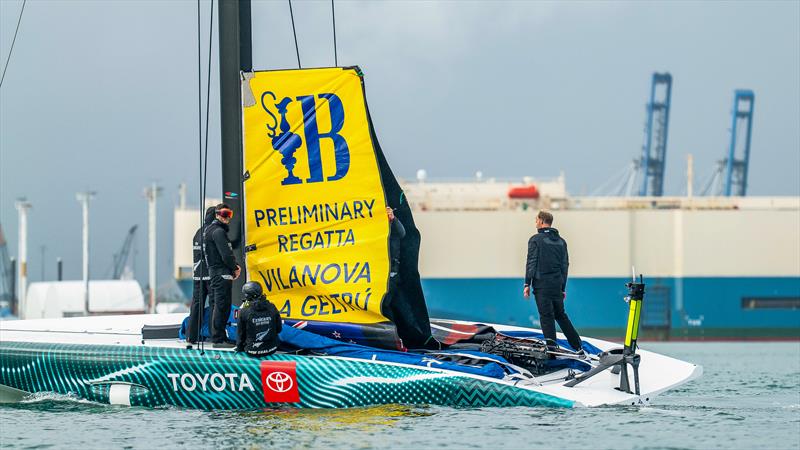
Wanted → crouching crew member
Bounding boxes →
[205,203,241,348]
[236,281,282,357]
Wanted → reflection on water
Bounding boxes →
[235,404,432,433]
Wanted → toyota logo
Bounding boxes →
[265,371,294,393]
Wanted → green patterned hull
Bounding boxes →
[0,341,573,409]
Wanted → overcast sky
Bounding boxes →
[1,0,798,291]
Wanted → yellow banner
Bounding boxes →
[242,67,389,324]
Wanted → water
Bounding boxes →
[1,342,798,450]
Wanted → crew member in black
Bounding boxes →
[186,206,216,344]
[523,210,583,353]
[387,207,406,279]
[381,206,406,321]
[204,203,241,347]
[236,281,282,357]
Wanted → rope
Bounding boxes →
[197,0,202,233]
[288,0,301,68]
[194,0,215,354]
[195,0,203,352]
[331,0,338,67]
[200,0,215,353]
[0,0,27,90]
[195,0,205,355]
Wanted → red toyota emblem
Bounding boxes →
[260,361,299,403]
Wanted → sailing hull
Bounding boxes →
[0,314,701,410]
[0,341,572,409]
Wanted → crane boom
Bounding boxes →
[112,225,138,279]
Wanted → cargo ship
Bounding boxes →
[174,176,799,340]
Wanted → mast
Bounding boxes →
[218,0,252,306]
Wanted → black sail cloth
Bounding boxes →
[364,98,434,349]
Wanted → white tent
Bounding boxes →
[23,280,145,319]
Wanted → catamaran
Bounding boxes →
[0,3,700,410]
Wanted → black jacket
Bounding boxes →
[203,219,238,276]
[192,209,216,280]
[525,227,569,292]
[236,298,282,356]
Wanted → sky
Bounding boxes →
[1,0,798,292]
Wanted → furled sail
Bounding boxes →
[241,67,432,347]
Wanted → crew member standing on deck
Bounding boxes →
[382,207,406,321]
[387,207,406,281]
[186,206,216,344]
[204,203,241,348]
[523,211,583,353]
[236,281,282,357]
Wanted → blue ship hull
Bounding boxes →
[178,277,800,339]
[423,277,800,339]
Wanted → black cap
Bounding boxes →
[242,281,263,301]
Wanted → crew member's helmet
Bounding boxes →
[242,281,263,301]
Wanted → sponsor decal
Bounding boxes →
[167,373,254,393]
[224,191,239,198]
[260,361,300,403]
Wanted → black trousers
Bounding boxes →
[534,289,582,351]
[186,279,209,342]
[209,275,233,343]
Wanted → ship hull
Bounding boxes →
[421,276,800,340]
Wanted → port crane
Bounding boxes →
[723,90,755,196]
[638,72,673,197]
[594,73,673,197]
[700,90,755,196]
[111,225,137,280]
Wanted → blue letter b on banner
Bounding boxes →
[297,94,351,183]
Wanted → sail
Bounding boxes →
[241,67,432,345]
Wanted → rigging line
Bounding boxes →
[197,0,203,231]
[199,0,215,355]
[288,0,301,68]
[331,0,338,67]
[0,0,27,90]
[195,0,204,354]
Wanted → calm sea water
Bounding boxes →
[1,342,798,450]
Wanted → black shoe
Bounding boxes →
[213,342,235,349]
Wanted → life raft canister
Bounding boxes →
[507,184,540,199]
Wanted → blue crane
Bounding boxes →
[724,90,755,196]
[639,73,673,197]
